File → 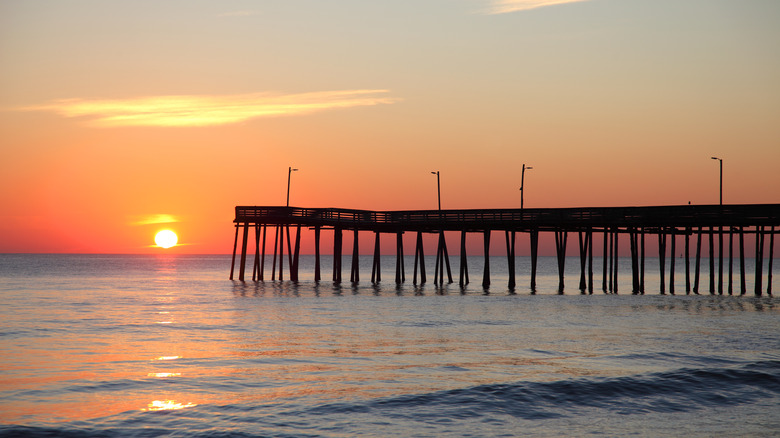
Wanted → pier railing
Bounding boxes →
[235,204,780,231]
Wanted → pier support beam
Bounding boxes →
[755,226,765,296]
[506,230,516,290]
[640,229,646,294]
[685,227,691,294]
[602,230,609,293]
[413,231,426,284]
[482,230,491,288]
[530,229,539,292]
[434,231,453,285]
[351,229,360,283]
[555,230,567,293]
[230,224,239,280]
[630,229,639,294]
[694,227,702,294]
[238,222,249,281]
[578,230,590,293]
[333,228,343,283]
[670,229,676,294]
[612,230,619,294]
[395,231,405,284]
[739,227,746,295]
[371,232,382,284]
[459,230,469,286]
[259,225,267,281]
[709,226,715,294]
[291,226,301,282]
[768,226,775,296]
[314,226,321,282]
[718,226,724,294]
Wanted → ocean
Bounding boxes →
[1,254,778,437]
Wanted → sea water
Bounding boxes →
[0,254,778,437]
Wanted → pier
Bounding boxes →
[230,204,779,295]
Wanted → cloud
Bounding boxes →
[486,0,591,14]
[131,214,179,226]
[22,90,400,128]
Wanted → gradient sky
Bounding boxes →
[1,0,779,254]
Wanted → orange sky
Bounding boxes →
[1,0,779,254]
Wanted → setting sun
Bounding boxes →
[154,230,178,249]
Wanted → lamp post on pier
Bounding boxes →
[519,164,533,210]
[431,171,441,211]
[286,167,298,207]
[710,157,722,206]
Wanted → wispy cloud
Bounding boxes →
[486,0,591,14]
[131,214,178,226]
[22,90,400,128]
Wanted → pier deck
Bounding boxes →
[231,204,779,295]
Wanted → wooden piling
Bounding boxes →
[718,226,724,294]
[739,226,746,295]
[768,226,774,295]
[694,227,702,294]
[333,227,343,283]
[459,230,469,286]
[371,232,381,283]
[728,227,733,295]
[252,224,260,281]
[395,231,405,284]
[578,231,588,292]
[630,229,639,294]
[530,229,539,292]
[506,230,516,290]
[588,229,594,294]
[260,225,267,281]
[271,226,279,281]
[291,225,301,282]
[658,230,666,294]
[602,230,608,293]
[413,231,426,284]
[685,227,691,294]
[443,233,453,284]
[286,225,294,280]
[640,229,645,294]
[555,230,567,293]
[608,230,614,293]
[351,229,360,283]
[612,230,619,294]
[709,226,715,294]
[755,226,764,296]
[482,230,491,288]
[314,226,321,282]
[230,224,239,280]
[670,229,676,295]
[238,222,249,281]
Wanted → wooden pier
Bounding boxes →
[230,204,779,295]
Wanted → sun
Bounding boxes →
[154,230,178,249]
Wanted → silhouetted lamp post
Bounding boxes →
[431,171,441,210]
[711,157,722,205]
[286,167,298,207]
[519,164,533,210]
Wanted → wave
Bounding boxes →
[3,360,779,437]
[304,359,780,420]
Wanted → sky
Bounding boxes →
[1,0,779,254]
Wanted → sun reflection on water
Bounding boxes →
[153,356,180,361]
[147,372,181,378]
[143,400,197,411]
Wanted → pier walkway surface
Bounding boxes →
[231,204,779,295]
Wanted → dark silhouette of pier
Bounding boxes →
[230,204,779,295]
